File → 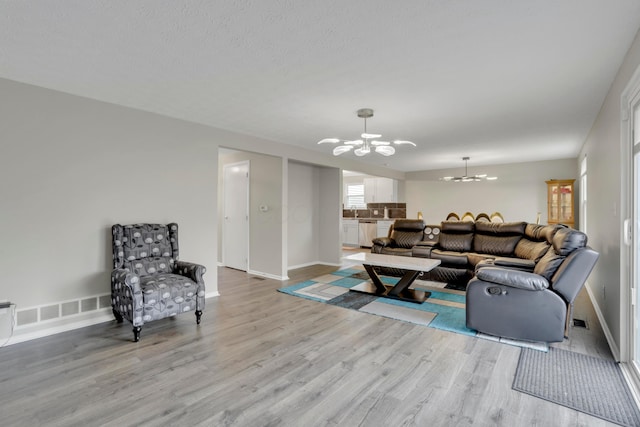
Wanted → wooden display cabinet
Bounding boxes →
[546,179,575,228]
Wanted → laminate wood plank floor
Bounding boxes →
[0,263,617,426]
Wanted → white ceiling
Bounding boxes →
[2,1,640,172]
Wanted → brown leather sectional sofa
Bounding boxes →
[371,219,599,342]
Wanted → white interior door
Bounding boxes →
[223,161,249,271]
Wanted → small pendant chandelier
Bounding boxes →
[317,108,416,157]
[440,157,498,182]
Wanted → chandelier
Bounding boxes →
[317,108,416,157]
[440,157,498,182]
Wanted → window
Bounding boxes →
[346,184,366,209]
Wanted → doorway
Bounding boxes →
[223,161,249,271]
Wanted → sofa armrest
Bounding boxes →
[372,237,394,247]
[414,241,436,247]
[174,261,207,286]
[476,267,549,291]
[493,257,535,271]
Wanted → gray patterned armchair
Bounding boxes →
[111,223,206,341]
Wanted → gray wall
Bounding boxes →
[0,78,219,309]
[579,28,640,356]
[404,159,578,224]
[218,149,285,278]
[287,161,342,269]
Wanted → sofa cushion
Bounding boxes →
[473,234,521,256]
[466,252,496,267]
[391,230,424,248]
[438,233,474,252]
[533,246,566,280]
[514,239,550,262]
[524,223,558,243]
[475,221,526,235]
[379,247,413,257]
[430,249,468,267]
[441,221,475,232]
[552,228,588,256]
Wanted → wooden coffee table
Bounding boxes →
[343,252,441,303]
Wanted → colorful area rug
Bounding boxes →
[279,266,548,351]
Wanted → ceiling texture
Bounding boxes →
[2,1,640,172]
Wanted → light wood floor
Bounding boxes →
[0,262,615,426]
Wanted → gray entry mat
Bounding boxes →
[513,347,640,426]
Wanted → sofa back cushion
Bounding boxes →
[533,228,588,280]
[524,224,558,243]
[472,221,525,256]
[390,219,425,248]
[112,223,180,272]
[438,221,474,252]
[514,239,550,262]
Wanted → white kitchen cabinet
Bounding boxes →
[342,219,359,246]
[363,177,398,203]
[376,220,395,238]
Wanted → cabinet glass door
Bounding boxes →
[559,184,573,222]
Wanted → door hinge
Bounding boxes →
[632,287,637,306]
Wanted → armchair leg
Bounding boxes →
[195,310,202,325]
[113,308,123,323]
[133,326,141,342]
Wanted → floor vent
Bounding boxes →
[573,318,588,329]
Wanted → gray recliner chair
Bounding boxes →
[466,227,598,343]
[111,223,206,341]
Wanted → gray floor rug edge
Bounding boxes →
[513,347,640,427]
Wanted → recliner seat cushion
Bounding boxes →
[379,247,413,257]
[140,273,198,322]
[430,249,468,267]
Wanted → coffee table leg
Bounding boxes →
[363,264,388,294]
[387,270,421,297]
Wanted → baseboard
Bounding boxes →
[205,291,220,299]
[287,261,341,270]
[585,282,620,360]
[247,269,288,281]
[5,308,114,346]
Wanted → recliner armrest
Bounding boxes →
[174,261,207,285]
[372,237,394,247]
[111,268,142,293]
[414,241,436,247]
[476,267,549,291]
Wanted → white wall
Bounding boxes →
[579,29,640,356]
[405,159,577,224]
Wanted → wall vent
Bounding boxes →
[15,293,111,328]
